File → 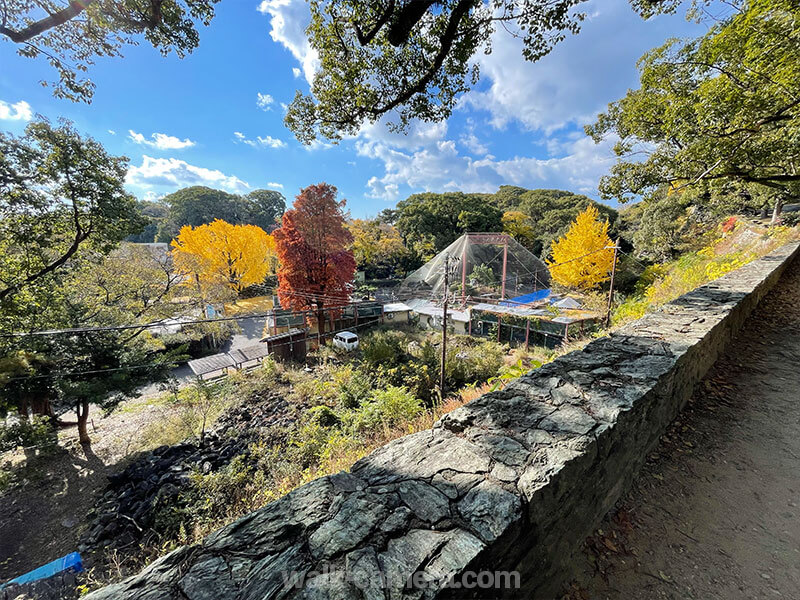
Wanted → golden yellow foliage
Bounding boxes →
[547,205,614,289]
[171,219,277,294]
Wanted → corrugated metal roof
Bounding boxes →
[261,328,306,343]
[471,303,550,318]
[188,353,235,376]
[383,302,411,312]
[234,344,271,362]
[410,300,470,323]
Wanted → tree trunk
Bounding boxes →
[29,394,54,419]
[77,400,91,445]
[317,303,326,342]
[771,198,784,226]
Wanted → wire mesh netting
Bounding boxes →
[399,233,551,301]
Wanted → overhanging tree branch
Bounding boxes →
[0,1,92,43]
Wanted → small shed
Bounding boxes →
[407,299,470,334]
[261,328,308,363]
[229,344,271,371]
[382,302,411,324]
[188,353,237,380]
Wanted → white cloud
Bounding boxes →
[292,67,301,78]
[303,138,333,152]
[234,131,287,149]
[256,92,274,111]
[0,100,32,121]
[257,0,319,84]
[460,132,489,156]
[266,181,284,189]
[461,0,701,134]
[127,155,250,192]
[108,129,117,135]
[128,130,196,150]
[142,191,165,202]
[356,123,616,202]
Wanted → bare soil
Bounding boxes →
[565,257,800,599]
[0,394,181,580]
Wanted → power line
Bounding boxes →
[1,297,379,339]
[3,247,615,339]
[3,314,387,383]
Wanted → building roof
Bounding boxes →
[261,327,306,343]
[383,302,412,313]
[408,299,470,322]
[471,302,551,318]
[231,344,271,363]
[553,297,582,309]
[499,289,551,306]
[551,316,579,324]
[188,353,235,376]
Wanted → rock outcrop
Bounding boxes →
[85,242,800,599]
[82,393,296,551]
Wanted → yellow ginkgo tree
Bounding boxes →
[171,219,277,298]
[547,205,614,290]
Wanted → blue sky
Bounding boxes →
[0,0,712,217]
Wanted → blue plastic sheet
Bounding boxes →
[499,289,551,306]
[1,552,83,588]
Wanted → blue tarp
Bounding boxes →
[499,289,551,306]
[1,552,83,589]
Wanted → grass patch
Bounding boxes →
[613,219,800,326]
[133,380,236,450]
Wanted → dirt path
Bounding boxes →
[566,257,800,599]
[0,395,181,580]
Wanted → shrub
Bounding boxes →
[360,330,407,368]
[444,338,505,390]
[307,405,340,427]
[0,415,56,452]
[348,386,422,433]
[783,212,800,227]
[329,364,373,409]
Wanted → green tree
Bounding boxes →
[588,0,800,223]
[154,186,287,241]
[0,119,144,305]
[286,0,699,143]
[155,186,248,242]
[347,218,414,279]
[1,0,219,102]
[0,123,190,444]
[246,189,286,232]
[1,245,186,443]
[126,200,169,243]
[390,192,502,254]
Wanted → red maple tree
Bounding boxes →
[273,183,356,337]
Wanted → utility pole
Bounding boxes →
[440,253,450,400]
[605,238,620,328]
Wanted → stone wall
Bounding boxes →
[86,242,800,600]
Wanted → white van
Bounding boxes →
[333,331,359,351]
